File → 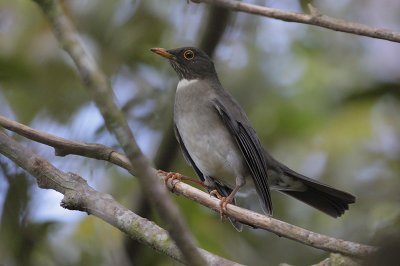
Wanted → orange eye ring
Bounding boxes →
[183,50,195,60]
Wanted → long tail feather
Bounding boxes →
[279,166,356,217]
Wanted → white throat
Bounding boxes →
[177,79,199,91]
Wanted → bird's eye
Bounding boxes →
[183,50,195,60]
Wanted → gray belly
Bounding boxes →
[175,107,246,188]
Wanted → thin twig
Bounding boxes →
[0,115,378,258]
[0,131,240,266]
[191,0,400,43]
[31,0,207,265]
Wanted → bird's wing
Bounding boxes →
[174,124,205,182]
[212,98,273,215]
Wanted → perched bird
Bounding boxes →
[151,46,355,231]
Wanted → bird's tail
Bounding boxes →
[278,165,356,218]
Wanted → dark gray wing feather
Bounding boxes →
[213,99,273,215]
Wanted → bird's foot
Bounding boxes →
[157,170,183,192]
[219,197,233,218]
[209,189,223,199]
[158,170,208,191]
[210,190,233,220]
[158,170,207,192]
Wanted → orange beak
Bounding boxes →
[150,47,175,60]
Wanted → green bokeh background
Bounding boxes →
[0,0,399,265]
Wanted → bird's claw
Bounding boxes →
[219,197,229,220]
[209,189,223,199]
[209,190,231,220]
[157,170,182,192]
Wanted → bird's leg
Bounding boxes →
[209,189,227,219]
[209,186,242,219]
[220,185,241,214]
[157,170,206,191]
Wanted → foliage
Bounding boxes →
[0,0,399,265]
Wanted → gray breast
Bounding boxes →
[174,79,247,188]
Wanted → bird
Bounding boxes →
[151,46,356,231]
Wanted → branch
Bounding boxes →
[191,0,400,43]
[31,0,207,265]
[0,116,131,172]
[0,116,378,258]
[124,6,233,264]
[0,131,239,266]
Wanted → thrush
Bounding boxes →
[151,46,355,231]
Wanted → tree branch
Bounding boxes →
[0,130,240,266]
[31,0,207,265]
[191,0,400,43]
[0,116,377,258]
[124,6,233,264]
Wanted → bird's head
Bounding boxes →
[150,47,217,80]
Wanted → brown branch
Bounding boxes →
[0,130,240,266]
[191,0,400,43]
[31,0,207,265]
[0,116,377,258]
[0,116,131,172]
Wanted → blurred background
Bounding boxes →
[0,0,399,265]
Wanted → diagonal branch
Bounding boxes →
[0,115,377,258]
[0,130,240,266]
[0,116,131,172]
[191,0,400,43]
[31,0,207,265]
